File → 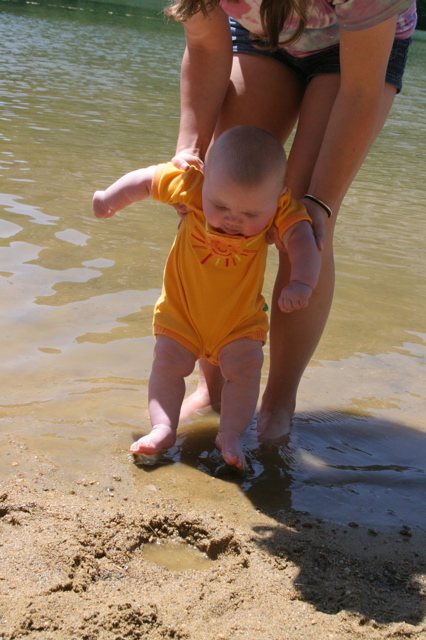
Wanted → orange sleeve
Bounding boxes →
[151,162,204,210]
[275,189,312,239]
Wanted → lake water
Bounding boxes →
[1,0,425,531]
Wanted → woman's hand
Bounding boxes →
[171,153,205,218]
[265,225,286,252]
[172,153,204,172]
[299,197,328,251]
[266,199,328,253]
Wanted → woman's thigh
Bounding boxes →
[215,53,305,143]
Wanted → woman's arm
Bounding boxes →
[174,6,233,166]
[303,15,398,214]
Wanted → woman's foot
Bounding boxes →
[130,424,177,455]
[256,399,294,441]
[179,388,221,422]
[180,359,224,421]
[215,431,247,471]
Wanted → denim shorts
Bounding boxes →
[230,18,412,93]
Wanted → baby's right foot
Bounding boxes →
[215,432,247,471]
[130,424,176,455]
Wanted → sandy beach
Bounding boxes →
[1,417,425,640]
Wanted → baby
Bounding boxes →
[93,125,321,470]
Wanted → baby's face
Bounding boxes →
[202,167,284,237]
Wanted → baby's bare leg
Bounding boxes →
[216,338,264,470]
[130,335,196,455]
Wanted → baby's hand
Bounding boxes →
[92,191,116,219]
[278,281,312,313]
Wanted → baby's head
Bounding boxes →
[202,126,287,237]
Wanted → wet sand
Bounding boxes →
[1,408,425,640]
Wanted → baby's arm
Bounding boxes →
[92,166,157,218]
[278,221,322,313]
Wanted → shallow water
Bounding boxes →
[1,0,425,531]
[142,540,213,572]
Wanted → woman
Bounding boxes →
[169,0,417,439]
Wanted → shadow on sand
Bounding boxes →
[133,410,426,625]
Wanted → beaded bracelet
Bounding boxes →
[303,194,332,218]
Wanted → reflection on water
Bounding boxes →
[0,0,425,530]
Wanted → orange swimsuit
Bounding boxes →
[151,163,311,364]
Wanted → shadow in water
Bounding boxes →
[134,410,426,529]
[133,410,426,624]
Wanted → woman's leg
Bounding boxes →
[179,358,224,421]
[258,75,398,437]
[182,54,397,436]
[180,53,304,421]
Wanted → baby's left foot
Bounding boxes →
[215,432,247,471]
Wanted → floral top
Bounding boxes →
[220,0,417,56]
